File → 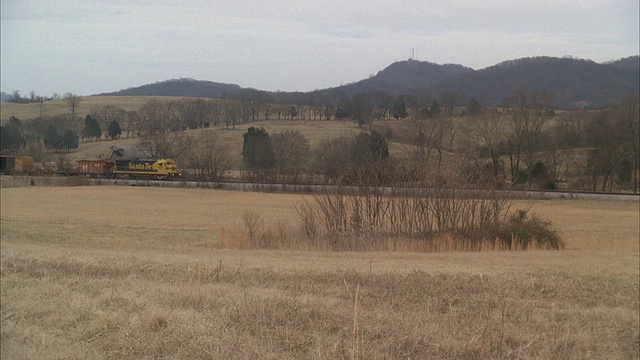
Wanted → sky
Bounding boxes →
[1,0,638,97]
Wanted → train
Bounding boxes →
[2,145,181,180]
[0,155,35,174]
[77,158,182,180]
[76,145,181,180]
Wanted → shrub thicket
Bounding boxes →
[294,174,564,251]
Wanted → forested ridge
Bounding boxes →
[93,56,639,110]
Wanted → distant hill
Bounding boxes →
[606,55,640,70]
[0,91,13,102]
[95,55,639,109]
[334,60,474,96]
[97,78,243,98]
[428,56,639,109]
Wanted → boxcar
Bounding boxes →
[77,159,116,176]
[0,155,35,174]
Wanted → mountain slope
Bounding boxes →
[334,59,474,96]
[98,78,243,98]
[606,55,640,70]
[0,91,13,102]
[95,56,639,109]
[428,56,639,108]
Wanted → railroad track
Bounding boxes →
[93,177,640,201]
[3,175,639,201]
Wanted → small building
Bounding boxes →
[0,155,35,173]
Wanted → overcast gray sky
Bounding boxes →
[1,0,638,96]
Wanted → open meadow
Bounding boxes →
[1,185,639,359]
[0,96,181,124]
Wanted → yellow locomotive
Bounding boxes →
[113,158,181,180]
[77,146,182,180]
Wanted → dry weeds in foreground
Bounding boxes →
[1,186,639,359]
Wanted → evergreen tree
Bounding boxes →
[82,115,101,140]
[242,127,275,169]
[351,130,389,166]
[0,116,26,151]
[370,130,389,161]
[107,120,122,140]
[43,125,62,151]
[392,96,408,120]
[62,129,79,151]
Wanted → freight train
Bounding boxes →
[2,145,181,180]
[76,145,181,180]
[77,158,182,180]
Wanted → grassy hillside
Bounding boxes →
[0,95,367,167]
[55,119,365,167]
[0,96,188,123]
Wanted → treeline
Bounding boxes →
[236,126,390,184]
[1,89,638,193]
[388,90,639,193]
[5,90,74,104]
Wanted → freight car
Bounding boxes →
[76,158,181,180]
[77,159,115,176]
[0,155,35,174]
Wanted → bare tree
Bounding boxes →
[177,98,214,129]
[402,107,446,177]
[139,99,185,158]
[222,100,240,129]
[438,92,458,118]
[350,92,374,128]
[205,100,221,127]
[613,95,639,192]
[467,108,507,179]
[584,110,625,191]
[185,130,232,181]
[504,88,554,187]
[260,102,271,120]
[36,102,46,118]
[315,136,354,184]
[272,130,311,183]
[124,110,140,138]
[584,97,639,192]
[63,93,82,115]
[240,88,265,122]
[371,91,392,122]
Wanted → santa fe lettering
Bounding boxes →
[128,162,152,170]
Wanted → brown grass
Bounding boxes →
[0,96,190,123]
[1,186,639,359]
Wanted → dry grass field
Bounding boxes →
[1,185,639,359]
[0,96,186,124]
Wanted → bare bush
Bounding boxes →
[296,175,563,251]
[242,209,264,248]
[293,199,319,240]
